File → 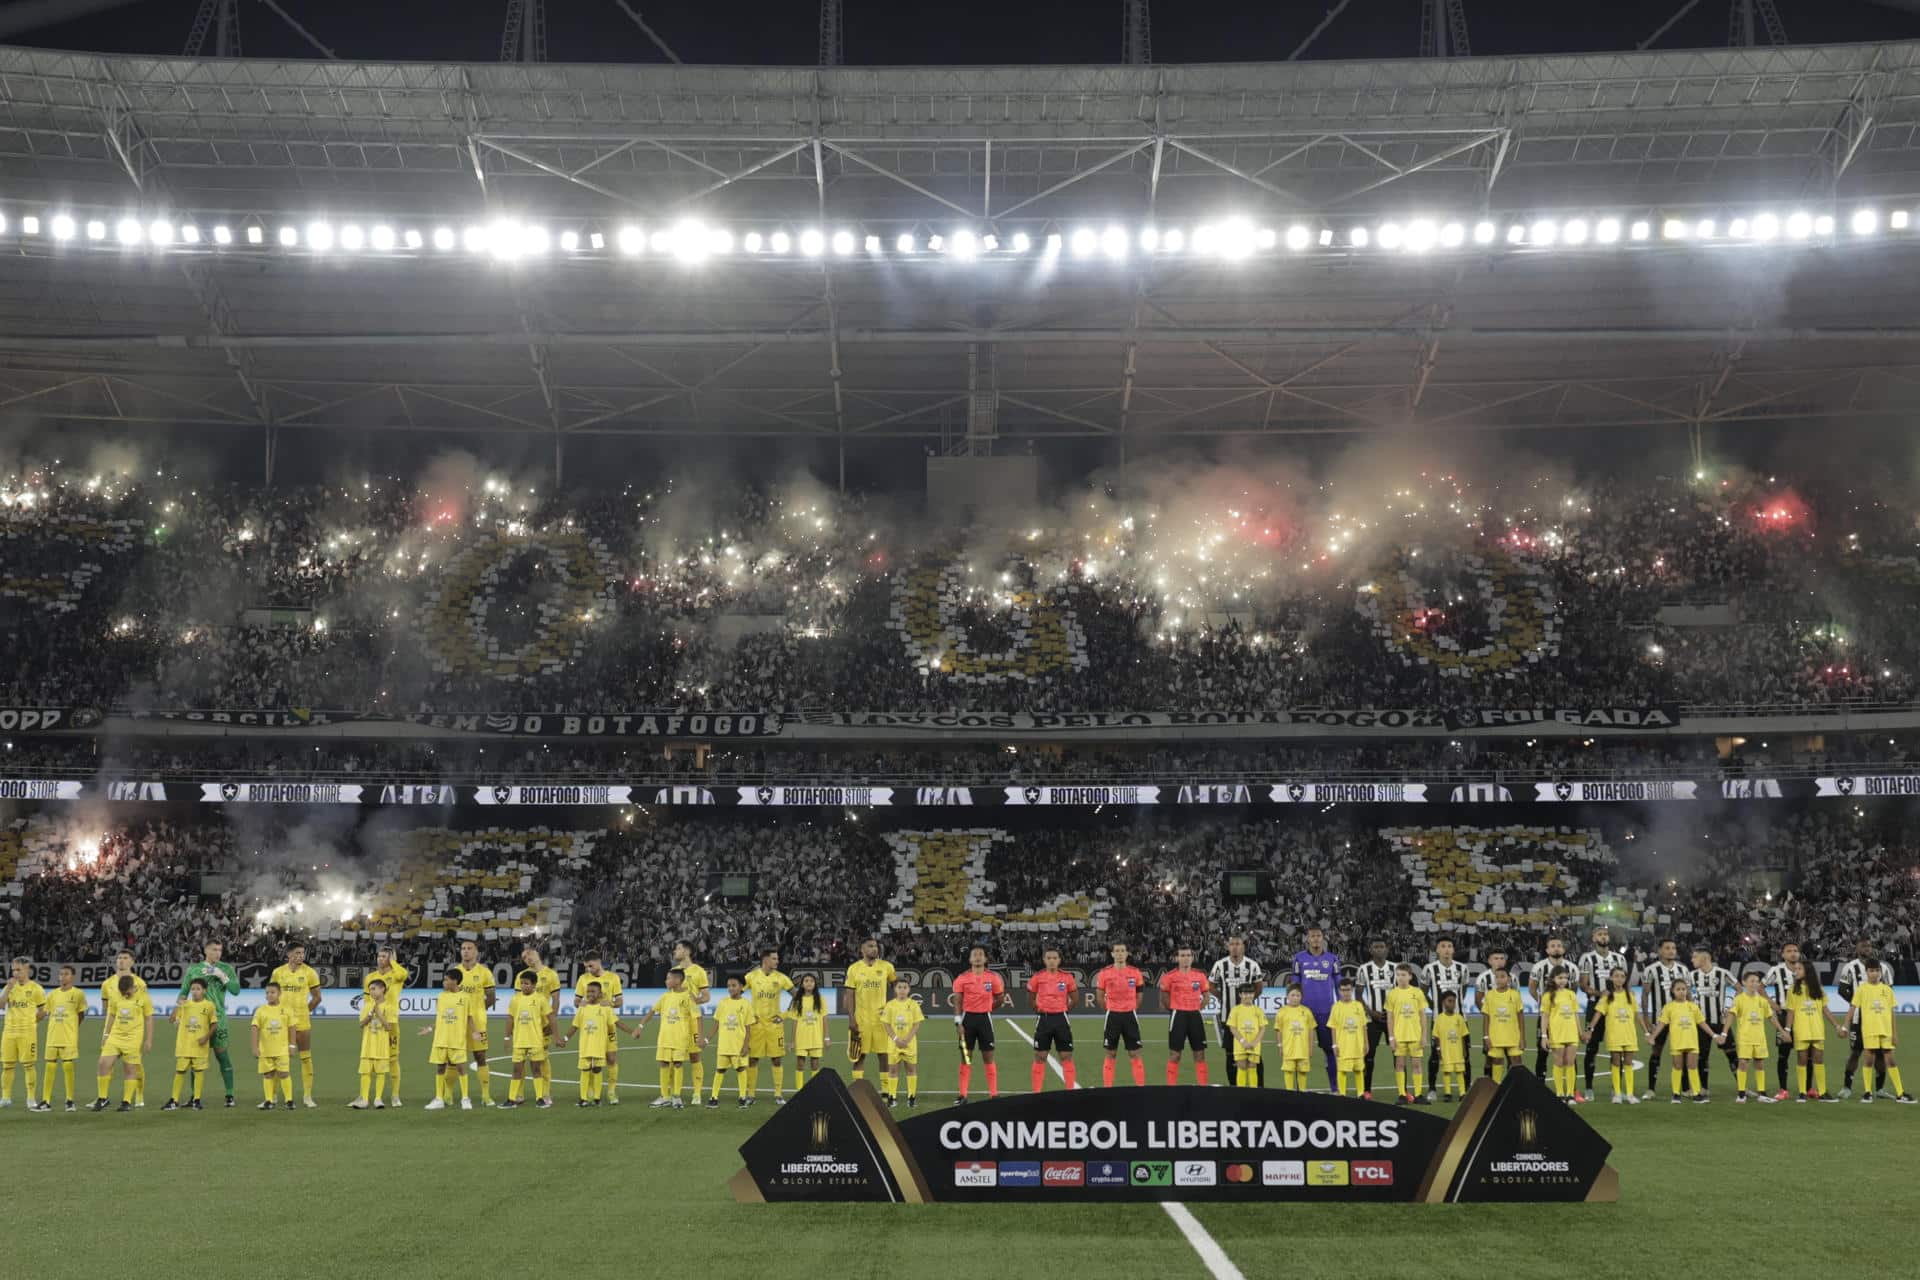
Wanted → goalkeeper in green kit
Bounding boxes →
[181,941,240,1108]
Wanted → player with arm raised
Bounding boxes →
[180,941,241,1109]
[1025,947,1078,1092]
[1209,937,1265,1086]
[363,946,410,1106]
[1421,939,1468,1102]
[953,946,1004,1102]
[1094,943,1147,1088]
[1577,926,1629,1096]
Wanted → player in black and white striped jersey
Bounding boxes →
[1836,941,1882,1098]
[1421,939,1469,1102]
[1687,948,1740,1098]
[1639,939,1691,1100]
[1577,926,1632,1095]
[1209,938,1266,1086]
[1356,941,1398,1096]
[1473,949,1512,1077]
[1765,943,1802,1102]
[1529,938,1577,1081]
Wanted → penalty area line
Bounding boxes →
[1004,1018,1243,1280]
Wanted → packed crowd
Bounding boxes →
[5,461,1920,715]
[4,808,1914,979]
[5,732,1916,785]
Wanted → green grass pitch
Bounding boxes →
[7,1015,1918,1280]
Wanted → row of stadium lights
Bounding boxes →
[0,208,1914,261]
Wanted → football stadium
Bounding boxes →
[4,1,1920,1276]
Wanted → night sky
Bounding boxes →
[9,0,1920,66]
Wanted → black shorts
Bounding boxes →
[1168,1009,1207,1053]
[961,1011,995,1053]
[1034,1012,1074,1053]
[1103,1011,1142,1051]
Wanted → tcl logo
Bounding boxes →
[1351,1161,1394,1186]
[1041,1161,1084,1187]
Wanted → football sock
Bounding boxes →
[737,1070,749,1101]
[606,1059,620,1095]
[1194,1062,1208,1087]
[1062,1061,1077,1090]
[985,1064,998,1096]
[216,1047,234,1094]
[1815,1062,1828,1094]
[658,1063,673,1098]
[850,1061,863,1082]
[1736,1067,1748,1093]
[1130,1058,1145,1086]
[264,1076,276,1102]
[1032,1062,1046,1092]
[474,1060,490,1103]
[1414,1070,1426,1094]
[97,1072,112,1100]
[795,1067,809,1089]
[362,1072,376,1102]
[1166,1061,1179,1086]
[456,1072,470,1101]
[281,1077,294,1102]
[691,1060,705,1099]
[1610,1064,1622,1094]
[1103,1059,1115,1087]
[510,1077,525,1103]
[709,1068,723,1100]
[299,1051,314,1100]
[1491,1062,1507,1083]
[1670,1068,1682,1097]
[1863,1067,1875,1095]
[372,1069,387,1100]
[958,1063,972,1098]
[388,1058,400,1101]
[1396,1068,1407,1096]
[171,1070,186,1103]
[906,1072,917,1099]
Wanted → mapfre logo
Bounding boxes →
[1351,1160,1394,1186]
[1262,1161,1306,1187]
[1041,1161,1084,1187]
[953,1162,997,1187]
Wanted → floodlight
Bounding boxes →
[247,226,265,245]
[831,229,855,255]
[1405,219,1436,252]
[1348,226,1370,248]
[180,225,200,244]
[771,231,792,254]
[800,228,825,256]
[1563,218,1588,245]
[306,221,333,251]
[1285,225,1311,251]
[88,220,108,241]
[950,229,979,258]
[1439,221,1465,248]
[117,218,143,245]
[1069,227,1097,257]
[616,225,643,255]
[1529,219,1557,246]
[558,229,579,252]
[894,233,914,253]
[339,224,365,251]
[1377,222,1404,249]
[1010,232,1031,253]
[1786,211,1813,239]
[371,225,396,251]
[1629,220,1650,241]
[1752,212,1779,241]
[1472,220,1495,244]
[50,214,75,240]
[746,231,766,253]
[1851,209,1878,236]
[1100,225,1127,258]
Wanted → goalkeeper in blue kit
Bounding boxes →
[180,941,241,1108]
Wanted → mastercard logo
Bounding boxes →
[1224,1164,1255,1184]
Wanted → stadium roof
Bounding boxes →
[2,39,1920,468]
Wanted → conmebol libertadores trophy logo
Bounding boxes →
[733,1068,1614,1204]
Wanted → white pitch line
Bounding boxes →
[1001,1020,1242,1280]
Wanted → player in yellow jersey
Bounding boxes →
[558,982,629,1106]
[844,937,896,1085]
[705,975,759,1109]
[668,942,711,1104]
[250,984,295,1110]
[452,940,496,1105]
[789,973,830,1088]
[574,952,625,1103]
[1585,968,1649,1104]
[1788,960,1849,1101]
[518,945,562,1100]
[634,967,702,1109]
[2,956,47,1108]
[1432,992,1469,1100]
[502,970,555,1109]
[876,978,925,1107]
[1480,967,1525,1083]
[351,978,394,1110]
[92,972,151,1112]
[98,952,149,1106]
[1655,979,1708,1104]
[1722,971,1781,1104]
[1383,965,1430,1104]
[745,950,794,1103]
[1274,987,1319,1091]
[363,946,409,1106]
[35,964,86,1111]
[164,978,215,1111]
[268,943,322,1107]
[1541,968,1585,1102]
[420,970,476,1110]
[1225,986,1267,1089]
[1848,960,1912,1104]
[1329,980,1370,1097]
